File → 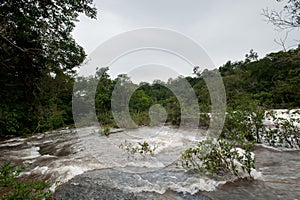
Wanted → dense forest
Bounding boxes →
[0,0,299,136]
[74,47,300,129]
[0,0,97,136]
[2,45,300,136]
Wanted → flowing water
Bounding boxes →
[0,126,299,199]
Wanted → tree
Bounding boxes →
[0,0,97,135]
[95,67,113,113]
[245,49,259,63]
[130,90,152,112]
[263,0,300,29]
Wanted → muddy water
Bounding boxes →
[0,126,299,199]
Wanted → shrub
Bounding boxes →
[222,105,265,144]
[0,109,21,136]
[264,110,300,148]
[103,127,110,136]
[180,138,255,178]
[0,162,51,200]
[199,113,210,128]
[97,112,117,127]
[119,140,157,158]
[131,112,150,126]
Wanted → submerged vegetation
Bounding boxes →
[103,127,111,136]
[264,110,300,148]
[119,140,157,158]
[180,138,255,179]
[179,102,259,179]
[180,102,300,178]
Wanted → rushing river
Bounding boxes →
[0,126,299,199]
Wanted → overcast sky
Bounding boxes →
[72,0,299,82]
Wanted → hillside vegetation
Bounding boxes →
[1,46,300,136]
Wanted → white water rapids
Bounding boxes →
[0,126,260,194]
[1,109,300,199]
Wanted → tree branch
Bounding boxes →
[1,35,25,52]
[1,35,43,53]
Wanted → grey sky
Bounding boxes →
[72,0,299,82]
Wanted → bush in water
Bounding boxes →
[103,127,110,136]
[184,102,258,178]
[222,101,266,144]
[264,110,300,148]
[119,140,157,158]
[180,138,255,178]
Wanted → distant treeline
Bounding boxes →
[78,48,300,128]
[1,47,300,136]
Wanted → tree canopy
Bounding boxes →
[0,0,96,135]
[72,47,300,129]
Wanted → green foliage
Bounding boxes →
[0,0,299,139]
[103,127,110,136]
[180,139,255,178]
[199,113,210,128]
[119,140,157,158]
[0,162,51,200]
[222,101,266,143]
[79,46,300,131]
[0,162,23,187]
[221,48,300,109]
[0,110,20,136]
[130,90,152,112]
[148,104,168,126]
[264,110,300,148]
[165,96,181,125]
[43,45,300,138]
[97,127,110,136]
[0,0,97,136]
[222,97,300,150]
[180,100,267,179]
[131,112,150,126]
[97,112,117,127]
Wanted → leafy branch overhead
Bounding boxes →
[1,0,96,71]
